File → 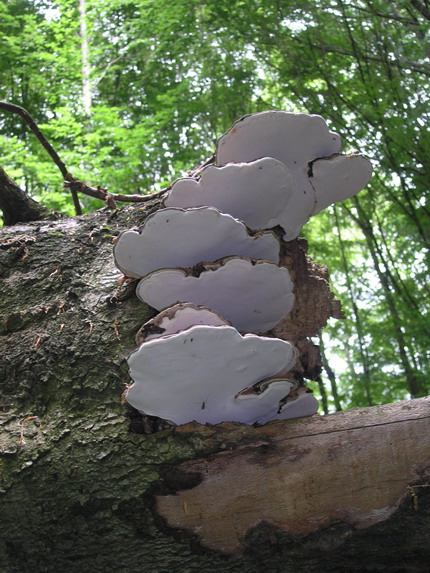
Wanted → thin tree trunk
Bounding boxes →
[352,198,424,398]
[334,207,373,406]
[315,374,329,414]
[342,333,360,380]
[317,331,342,411]
[79,0,92,114]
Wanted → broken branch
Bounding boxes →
[0,101,167,214]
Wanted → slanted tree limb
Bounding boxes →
[64,178,168,210]
[0,166,53,225]
[0,101,82,215]
[0,101,167,215]
[410,0,430,21]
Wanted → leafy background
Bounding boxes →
[1,0,429,411]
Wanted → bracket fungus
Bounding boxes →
[271,386,319,423]
[163,157,294,231]
[126,325,298,425]
[113,207,280,279]
[216,111,341,168]
[309,153,373,215]
[115,109,373,427]
[135,303,231,345]
[136,257,295,334]
[234,381,319,425]
[215,111,372,240]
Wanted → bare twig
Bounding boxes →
[0,101,82,215]
[93,53,128,88]
[64,179,169,210]
[0,101,168,213]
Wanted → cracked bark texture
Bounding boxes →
[1,203,429,573]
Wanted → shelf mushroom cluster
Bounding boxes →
[114,111,372,426]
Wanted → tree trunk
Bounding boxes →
[0,166,52,225]
[1,204,429,573]
[79,0,92,115]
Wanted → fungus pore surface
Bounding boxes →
[215,111,372,240]
[113,207,281,278]
[136,257,295,334]
[164,158,294,230]
[126,325,297,425]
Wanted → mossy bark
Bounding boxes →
[1,203,429,573]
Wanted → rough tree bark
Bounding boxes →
[1,203,429,573]
[0,167,52,226]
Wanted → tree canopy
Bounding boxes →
[1,0,429,410]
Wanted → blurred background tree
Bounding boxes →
[1,0,429,409]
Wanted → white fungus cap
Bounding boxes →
[217,111,341,170]
[235,380,319,423]
[163,157,294,231]
[136,303,231,345]
[126,325,297,425]
[136,256,295,334]
[216,111,372,240]
[275,386,319,421]
[310,153,373,215]
[113,207,281,278]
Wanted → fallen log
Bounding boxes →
[157,397,430,556]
